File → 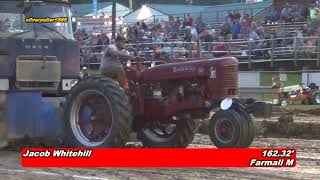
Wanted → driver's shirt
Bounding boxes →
[99,45,129,72]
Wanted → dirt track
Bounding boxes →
[0,134,319,180]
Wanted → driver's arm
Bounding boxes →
[107,47,135,61]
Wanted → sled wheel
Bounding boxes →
[281,100,288,107]
[310,90,320,105]
[64,77,132,148]
[140,114,199,148]
[209,109,245,148]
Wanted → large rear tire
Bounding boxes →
[140,114,199,148]
[64,77,132,148]
[209,109,248,148]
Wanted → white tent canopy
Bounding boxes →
[123,5,169,24]
[85,3,131,17]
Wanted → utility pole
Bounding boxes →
[112,0,116,40]
[129,0,133,11]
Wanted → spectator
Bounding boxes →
[305,32,317,58]
[293,29,304,55]
[213,42,228,57]
[249,29,259,40]
[251,21,257,32]
[281,3,293,22]
[309,4,319,21]
[256,21,265,36]
[141,21,148,32]
[95,35,103,52]
[220,22,231,37]
[190,25,199,42]
[186,14,193,26]
[300,4,310,20]
[184,27,192,42]
[266,8,280,23]
[231,19,241,39]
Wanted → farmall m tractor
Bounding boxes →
[63,57,271,148]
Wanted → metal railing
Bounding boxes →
[80,36,320,69]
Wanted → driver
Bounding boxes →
[99,36,135,88]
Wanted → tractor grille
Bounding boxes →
[221,65,238,96]
[16,82,56,89]
[16,55,61,91]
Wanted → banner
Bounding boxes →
[21,148,296,168]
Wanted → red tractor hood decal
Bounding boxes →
[140,57,238,82]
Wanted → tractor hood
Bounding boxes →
[140,57,238,82]
[0,38,80,78]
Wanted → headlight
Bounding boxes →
[151,61,156,67]
[70,79,78,88]
[62,79,78,91]
[126,60,132,68]
[220,98,233,110]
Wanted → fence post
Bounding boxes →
[197,40,202,58]
[250,8,253,17]
[216,11,219,23]
[189,42,192,58]
[248,40,252,69]
[153,15,156,28]
[171,42,174,59]
[317,37,320,67]
[270,36,274,68]
[153,41,156,61]
[228,42,231,55]
[293,37,298,67]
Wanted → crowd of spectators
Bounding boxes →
[77,2,320,63]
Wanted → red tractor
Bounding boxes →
[63,57,271,148]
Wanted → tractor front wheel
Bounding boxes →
[64,77,132,148]
[140,114,199,148]
[209,109,255,148]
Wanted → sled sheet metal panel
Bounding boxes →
[6,92,63,139]
[302,73,320,86]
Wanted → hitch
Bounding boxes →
[237,99,272,118]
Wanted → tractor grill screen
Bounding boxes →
[221,65,238,96]
[16,56,61,91]
[16,82,57,89]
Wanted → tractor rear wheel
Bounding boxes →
[209,109,249,148]
[310,90,320,105]
[140,114,199,148]
[64,77,132,148]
